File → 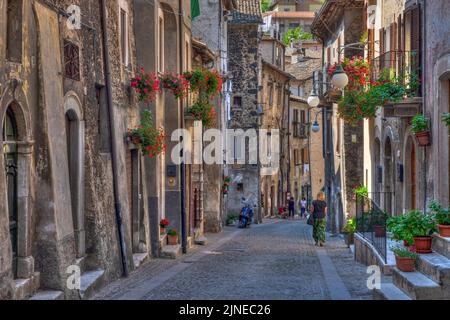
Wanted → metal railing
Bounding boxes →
[370,50,421,97]
[355,193,391,264]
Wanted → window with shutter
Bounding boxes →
[64,41,80,81]
[6,0,23,63]
[379,27,385,56]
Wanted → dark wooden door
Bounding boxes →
[411,144,416,209]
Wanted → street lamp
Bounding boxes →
[311,120,320,133]
[307,89,320,108]
[331,65,349,90]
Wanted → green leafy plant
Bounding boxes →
[370,210,389,226]
[391,246,418,259]
[387,215,414,245]
[282,26,313,45]
[261,0,270,13]
[353,185,368,198]
[410,115,429,134]
[184,69,222,99]
[130,68,161,103]
[442,113,450,127]
[167,228,178,237]
[127,110,166,157]
[159,72,189,99]
[226,213,239,226]
[343,218,356,234]
[187,100,217,128]
[403,210,437,237]
[429,200,450,226]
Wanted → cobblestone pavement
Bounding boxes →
[94,219,377,300]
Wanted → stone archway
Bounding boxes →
[1,100,34,280]
[64,93,85,258]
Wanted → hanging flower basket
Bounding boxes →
[186,100,217,128]
[159,72,189,99]
[131,68,161,103]
[184,68,222,98]
[127,110,166,158]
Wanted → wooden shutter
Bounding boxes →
[397,15,403,52]
[410,5,421,72]
[379,27,385,55]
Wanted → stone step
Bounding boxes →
[79,269,105,300]
[416,252,450,286]
[432,235,450,259]
[161,245,182,259]
[29,290,64,300]
[75,256,87,274]
[133,253,148,269]
[13,272,40,300]
[392,268,445,300]
[373,283,412,300]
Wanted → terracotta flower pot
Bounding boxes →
[415,131,430,147]
[438,224,450,237]
[160,227,166,235]
[395,256,416,272]
[168,235,178,245]
[374,225,386,238]
[413,236,433,254]
[403,240,410,247]
[132,136,142,145]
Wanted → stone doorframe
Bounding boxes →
[0,89,34,280]
[432,54,450,205]
[402,132,421,212]
[63,92,85,258]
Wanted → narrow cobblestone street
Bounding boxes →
[94,219,377,300]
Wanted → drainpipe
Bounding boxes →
[422,0,427,212]
[100,0,128,277]
[179,0,187,254]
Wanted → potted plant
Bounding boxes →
[159,218,170,235]
[353,185,370,211]
[429,200,450,237]
[371,210,388,238]
[410,114,431,146]
[130,68,161,103]
[403,210,437,253]
[186,100,217,128]
[167,228,179,245]
[127,110,166,158]
[392,246,419,272]
[342,217,356,247]
[184,68,222,99]
[387,215,414,246]
[226,213,238,226]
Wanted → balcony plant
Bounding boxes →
[159,72,189,99]
[391,246,418,272]
[342,217,356,247]
[410,114,430,146]
[223,176,231,195]
[167,228,179,245]
[127,110,166,158]
[130,68,161,103]
[184,68,222,99]
[159,218,170,235]
[186,100,217,128]
[403,210,437,253]
[429,200,450,237]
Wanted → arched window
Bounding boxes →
[3,108,19,277]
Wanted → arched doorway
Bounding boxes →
[64,95,85,258]
[404,136,417,210]
[384,137,394,214]
[3,108,18,277]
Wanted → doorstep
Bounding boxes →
[161,245,182,260]
[29,290,64,300]
[79,269,106,300]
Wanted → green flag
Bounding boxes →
[191,0,200,20]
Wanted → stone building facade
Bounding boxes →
[191,0,237,233]
[226,0,264,217]
[311,0,365,233]
[0,0,154,299]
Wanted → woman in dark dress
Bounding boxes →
[310,192,327,246]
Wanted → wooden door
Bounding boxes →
[411,144,416,209]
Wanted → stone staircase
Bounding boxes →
[374,235,450,300]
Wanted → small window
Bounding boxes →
[237,183,244,192]
[233,96,242,107]
[120,8,128,66]
[64,41,80,81]
[7,0,23,63]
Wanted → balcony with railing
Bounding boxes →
[370,50,422,117]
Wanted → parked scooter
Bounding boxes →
[239,197,255,229]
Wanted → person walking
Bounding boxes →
[300,197,307,219]
[310,192,327,246]
[288,197,295,220]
